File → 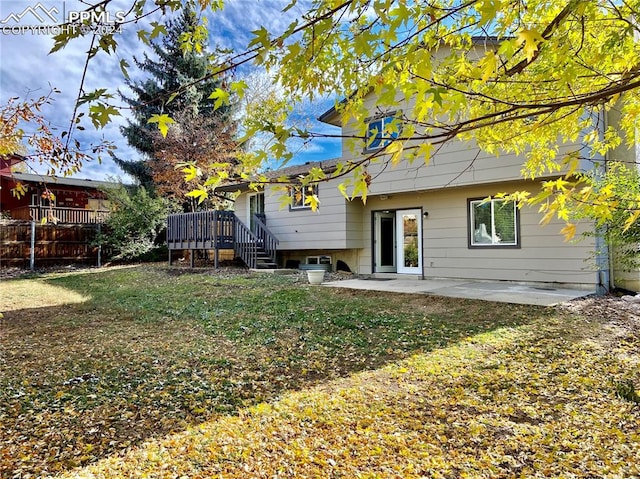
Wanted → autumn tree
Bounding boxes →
[149,109,239,211]
[45,0,640,234]
[0,91,112,213]
[233,1,640,231]
[0,91,101,177]
[115,1,235,193]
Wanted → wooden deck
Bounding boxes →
[167,210,234,251]
[11,206,109,224]
[166,211,278,268]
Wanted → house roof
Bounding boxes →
[263,158,341,179]
[317,102,343,127]
[217,158,342,192]
[2,172,117,190]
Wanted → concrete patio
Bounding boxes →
[321,277,594,306]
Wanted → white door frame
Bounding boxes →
[247,192,265,229]
[396,208,423,275]
[374,211,397,273]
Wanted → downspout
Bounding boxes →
[421,207,425,280]
[605,108,616,292]
[595,110,612,295]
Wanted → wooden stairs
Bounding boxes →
[167,210,279,269]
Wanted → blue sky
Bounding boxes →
[0,0,341,182]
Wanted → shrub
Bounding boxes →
[96,184,173,262]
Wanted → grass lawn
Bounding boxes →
[1,264,639,478]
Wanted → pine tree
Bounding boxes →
[115,2,233,190]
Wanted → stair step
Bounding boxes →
[256,262,278,269]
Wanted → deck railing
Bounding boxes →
[167,210,235,250]
[252,214,278,264]
[166,210,279,269]
[233,218,257,269]
[11,206,109,224]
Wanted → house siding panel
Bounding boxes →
[345,200,364,247]
[261,181,355,250]
[358,183,596,287]
[225,82,604,288]
[340,91,582,196]
[234,193,248,225]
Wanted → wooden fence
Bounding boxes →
[0,220,101,269]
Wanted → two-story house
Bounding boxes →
[226,89,621,292]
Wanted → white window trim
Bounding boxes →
[290,184,318,210]
[364,113,401,152]
[306,255,332,265]
[469,198,519,248]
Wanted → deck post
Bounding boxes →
[213,211,219,269]
[29,220,36,270]
[190,249,194,268]
[97,224,102,268]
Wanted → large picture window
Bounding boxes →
[365,115,400,151]
[469,198,519,247]
[290,184,318,210]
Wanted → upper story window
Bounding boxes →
[469,198,519,248]
[365,114,400,151]
[290,184,318,210]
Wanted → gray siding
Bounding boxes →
[358,182,597,287]
[259,179,362,251]
[340,92,585,196]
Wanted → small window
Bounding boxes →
[469,198,519,247]
[365,115,400,151]
[290,184,318,210]
[307,255,332,265]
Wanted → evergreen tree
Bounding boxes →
[115,1,233,191]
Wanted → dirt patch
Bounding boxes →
[558,294,640,357]
[560,294,640,330]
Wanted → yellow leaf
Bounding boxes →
[540,209,555,225]
[11,182,28,199]
[385,141,404,166]
[479,50,498,82]
[623,210,640,232]
[186,189,208,204]
[208,88,230,110]
[181,165,200,182]
[305,194,320,211]
[417,142,434,165]
[517,28,544,62]
[560,222,577,240]
[338,182,350,199]
[147,114,175,138]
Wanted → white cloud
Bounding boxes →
[0,0,340,182]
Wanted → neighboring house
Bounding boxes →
[0,157,113,224]
[0,154,24,173]
[224,92,636,292]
